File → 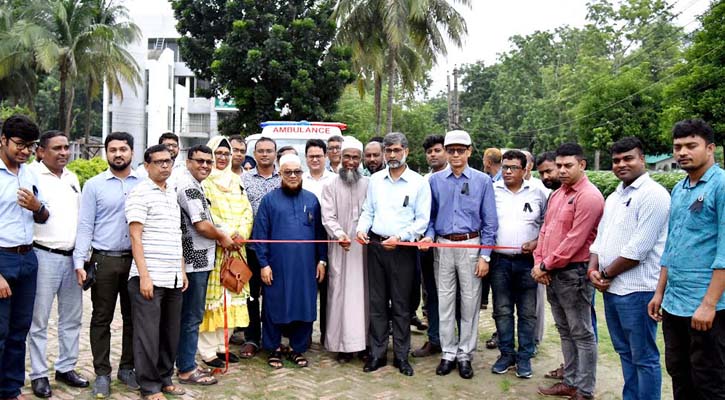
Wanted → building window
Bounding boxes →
[168,106,173,130]
[188,113,210,133]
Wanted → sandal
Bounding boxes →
[161,385,186,396]
[240,342,259,359]
[545,364,565,380]
[178,368,218,386]
[287,351,309,368]
[268,350,284,369]
[485,332,498,349]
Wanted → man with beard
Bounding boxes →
[0,115,49,400]
[363,140,385,176]
[252,154,327,369]
[321,136,369,363]
[535,151,561,192]
[28,131,87,398]
[356,132,431,376]
[74,131,141,398]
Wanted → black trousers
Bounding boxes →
[368,242,416,360]
[90,253,134,376]
[244,248,262,345]
[663,309,725,400]
[410,253,422,317]
[128,278,182,396]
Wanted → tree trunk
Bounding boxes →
[64,85,75,136]
[58,66,67,134]
[83,79,93,159]
[374,73,382,136]
[594,149,601,171]
[385,50,396,134]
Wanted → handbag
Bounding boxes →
[219,249,252,294]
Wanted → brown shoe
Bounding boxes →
[569,391,594,400]
[538,382,577,397]
[411,341,441,357]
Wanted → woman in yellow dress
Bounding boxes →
[198,136,254,367]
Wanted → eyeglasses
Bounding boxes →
[384,148,405,155]
[282,169,303,177]
[307,154,324,160]
[502,165,523,171]
[328,146,341,153]
[150,159,173,167]
[190,158,214,166]
[446,147,468,155]
[8,138,38,151]
[214,152,230,158]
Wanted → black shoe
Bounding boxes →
[393,358,414,376]
[229,330,246,345]
[363,357,387,372]
[217,352,241,363]
[435,359,456,376]
[458,360,474,379]
[411,316,428,331]
[485,331,498,349]
[336,352,354,364]
[31,377,52,398]
[55,370,89,388]
[203,358,225,368]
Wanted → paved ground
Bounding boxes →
[24,291,673,399]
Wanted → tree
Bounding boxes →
[173,0,353,135]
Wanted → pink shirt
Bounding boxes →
[534,174,604,269]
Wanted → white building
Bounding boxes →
[102,0,236,164]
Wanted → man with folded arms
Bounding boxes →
[28,131,87,398]
[420,130,497,379]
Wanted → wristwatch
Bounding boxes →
[601,269,609,279]
[319,260,327,267]
[479,255,491,263]
[539,262,547,272]
[34,204,46,215]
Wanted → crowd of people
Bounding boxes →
[0,113,723,400]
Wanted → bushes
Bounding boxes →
[586,171,684,197]
[67,157,108,187]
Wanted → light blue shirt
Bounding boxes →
[72,169,140,269]
[0,158,44,246]
[356,166,431,242]
[660,164,725,316]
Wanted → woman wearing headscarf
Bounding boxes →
[198,136,254,368]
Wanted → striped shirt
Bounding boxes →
[125,179,183,289]
[590,173,670,295]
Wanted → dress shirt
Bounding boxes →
[176,170,215,273]
[533,174,604,270]
[493,179,548,255]
[357,166,431,242]
[30,161,81,250]
[241,167,280,216]
[425,166,498,256]
[302,169,333,200]
[72,169,140,270]
[660,164,725,316]
[589,173,670,296]
[492,169,502,182]
[0,157,44,247]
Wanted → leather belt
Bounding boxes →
[439,232,479,242]
[368,231,390,242]
[493,252,533,260]
[33,243,74,257]
[93,248,132,258]
[0,245,33,254]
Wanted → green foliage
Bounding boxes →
[586,170,685,197]
[0,103,34,120]
[67,156,107,187]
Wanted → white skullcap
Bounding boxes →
[340,136,363,153]
[279,153,302,168]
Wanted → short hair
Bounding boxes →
[555,143,585,160]
[187,144,212,159]
[158,132,179,145]
[255,136,277,151]
[276,145,297,162]
[536,151,556,167]
[144,144,169,163]
[105,131,134,150]
[502,150,527,169]
[610,136,644,155]
[672,119,714,144]
[1,114,40,141]
[228,135,245,146]
[305,139,327,155]
[422,134,445,151]
[39,130,67,148]
[383,132,408,149]
[483,148,502,164]
[369,136,384,144]
[328,135,344,143]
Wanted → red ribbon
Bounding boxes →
[236,238,520,250]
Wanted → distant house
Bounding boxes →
[646,154,678,171]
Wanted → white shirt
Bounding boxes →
[302,169,334,200]
[30,162,81,251]
[493,179,548,255]
[589,173,670,295]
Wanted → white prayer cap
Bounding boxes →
[444,130,472,147]
[279,153,302,168]
[340,136,363,153]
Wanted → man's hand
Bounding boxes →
[381,236,399,251]
[531,267,551,285]
[218,234,236,249]
[588,270,611,292]
[338,234,351,251]
[356,231,369,245]
[316,262,326,283]
[418,237,433,252]
[691,302,716,331]
[75,269,87,287]
[521,239,537,254]
[647,292,663,322]
[140,275,154,300]
[475,258,489,278]
[181,272,189,292]
[0,274,11,298]
[261,266,273,286]
[17,187,41,212]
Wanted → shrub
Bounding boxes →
[585,171,685,197]
[67,157,108,187]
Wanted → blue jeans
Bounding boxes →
[604,291,661,400]
[491,254,538,361]
[176,270,210,373]
[0,249,38,398]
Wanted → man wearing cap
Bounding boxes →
[420,130,497,379]
[321,136,369,363]
[252,154,328,369]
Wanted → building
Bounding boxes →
[645,154,678,171]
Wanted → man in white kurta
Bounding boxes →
[321,137,369,362]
